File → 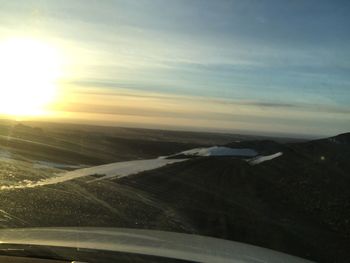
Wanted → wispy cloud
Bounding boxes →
[47,86,350,136]
[1,0,349,135]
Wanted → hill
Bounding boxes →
[116,135,350,263]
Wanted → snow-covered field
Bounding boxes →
[1,158,186,189]
[32,146,259,187]
[170,146,258,157]
[49,158,186,184]
[0,146,283,190]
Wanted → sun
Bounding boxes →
[0,38,63,116]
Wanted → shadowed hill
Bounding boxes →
[118,134,350,263]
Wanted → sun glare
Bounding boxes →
[0,38,63,116]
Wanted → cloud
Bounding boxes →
[1,0,349,136]
[51,85,350,133]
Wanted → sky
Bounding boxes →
[0,0,349,137]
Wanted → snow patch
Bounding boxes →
[248,152,283,165]
[176,146,257,157]
[1,158,186,190]
[1,146,263,190]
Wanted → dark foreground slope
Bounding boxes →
[117,133,350,263]
[0,129,348,263]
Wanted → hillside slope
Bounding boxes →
[117,135,350,263]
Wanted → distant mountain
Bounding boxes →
[118,133,350,263]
